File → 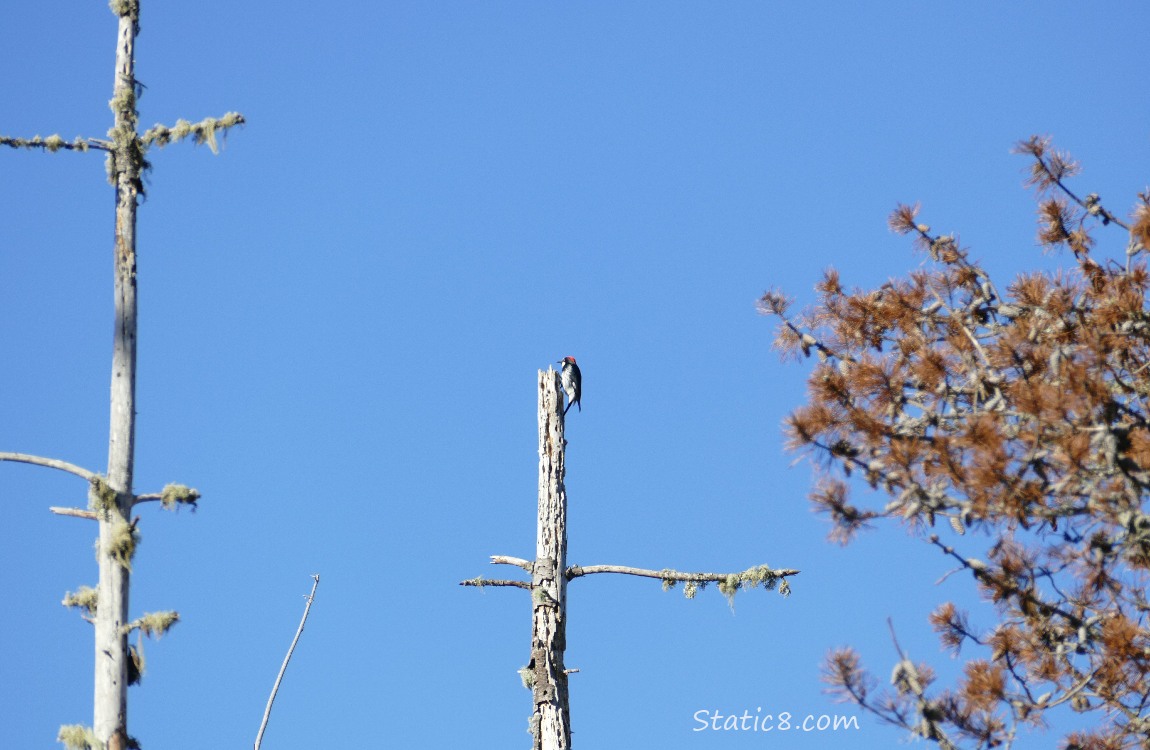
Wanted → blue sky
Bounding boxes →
[3,2,1148,748]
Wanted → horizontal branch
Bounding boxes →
[570,563,797,599]
[0,452,98,482]
[135,484,200,510]
[465,558,801,596]
[490,555,532,571]
[460,577,532,590]
[0,134,110,152]
[458,557,535,590]
[47,486,196,519]
[50,507,98,520]
[141,112,245,154]
[567,564,800,581]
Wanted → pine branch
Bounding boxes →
[1016,136,1129,231]
[928,535,1083,628]
[886,620,961,750]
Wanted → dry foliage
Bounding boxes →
[762,136,1150,749]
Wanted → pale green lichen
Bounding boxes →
[738,564,782,592]
[108,85,136,119]
[660,564,791,602]
[62,586,99,617]
[89,476,119,513]
[131,610,180,638]
[142,112,246,154]
[57,724,99,750]
[107,519,140,571]
[0,134,90,151]
[160,483,200,511]
[121,612,179,686]
[719,574,740,605]
[108,0,139,22]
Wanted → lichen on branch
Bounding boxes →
[141,112,246,154]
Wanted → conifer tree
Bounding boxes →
[761,136,1150,749]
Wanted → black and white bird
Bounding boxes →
[558,356,581,415]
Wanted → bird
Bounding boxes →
[558,356,581,415]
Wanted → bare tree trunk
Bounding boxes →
[95,6,141,748]
[3,5,242,747]
[462,370,796,746]
[530,370,571,750]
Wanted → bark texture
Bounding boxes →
[461,369,795,746]
[531,369,570,750]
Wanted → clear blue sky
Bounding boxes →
[3,3,1148,748]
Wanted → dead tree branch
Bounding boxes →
[567,563,800,581]
[50,507,100,520]
[0,452,97,482]
[459,577,533,590]
[254,575,320,750]
[0,134,111,151]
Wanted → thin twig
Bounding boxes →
[254,574,320,750]
[1034,157,1129,231]
[0,452,97,482]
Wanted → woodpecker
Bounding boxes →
[558,356,581,415]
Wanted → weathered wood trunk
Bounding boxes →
[531,370,571,750]
[460,370,796,745]
[95,6,141,748]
